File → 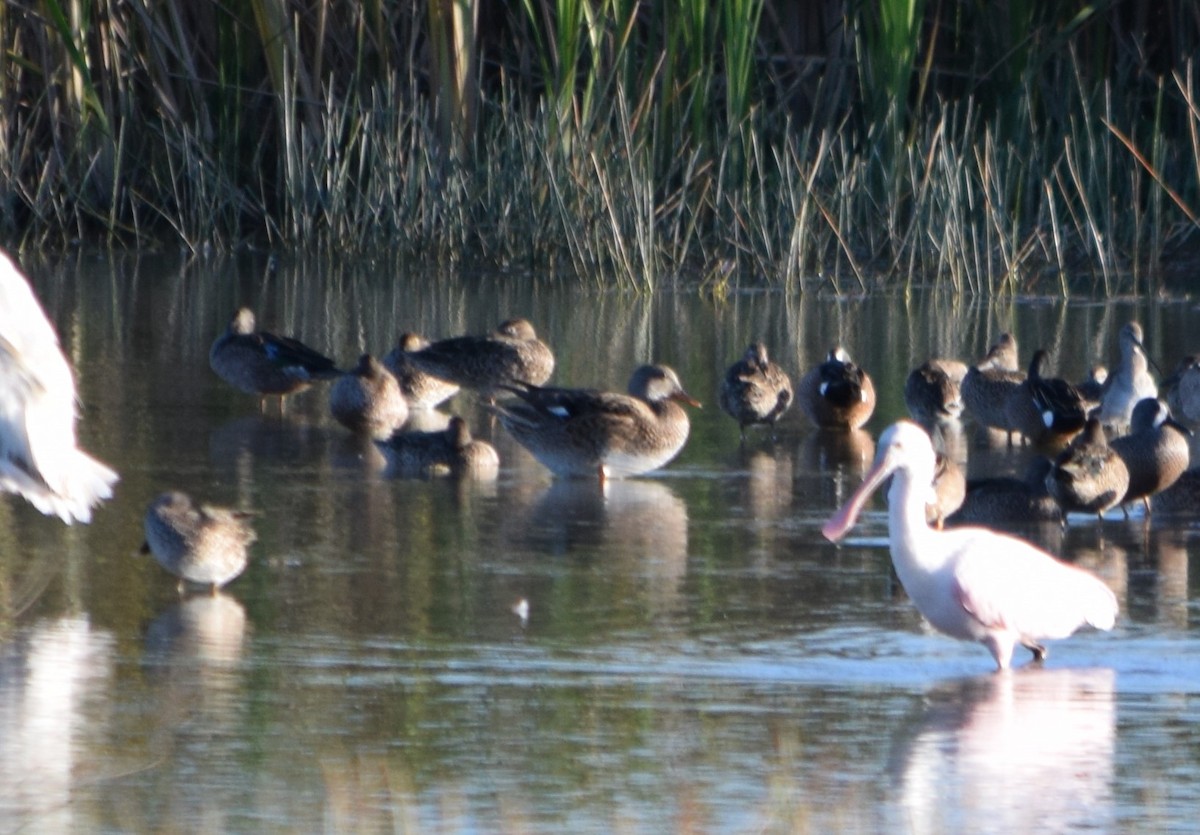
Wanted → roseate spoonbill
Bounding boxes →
[719,342,793,438]
[493,364,699,484]
[822,421,1117,670]
[961,332,1025,444]
[904,360,965,429]
[404,318,554,400]
[142,491,256,593]
[328,354,408,440]
[798,346,876,429]
[0,251,118,523]
[1110,398,1190,513]
[382,332,461,410]
[209,307,341,409]
[1096,322,1158,431]
[378,416,499,479]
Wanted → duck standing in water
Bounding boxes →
[904,360,965,430]
[142,491,256,594]
[210,307,341,411]
[719,342,793,439]
[404,318,555,401]
[1096,322,1158,432]
[798,347,876,430]
[961,333,1026,444]
[1110,398,1190,514]
[378,416,499,478]
[1006,350,1089,447]
[0,251,118,523]
[1046,419,1131,520]
[823,421,1117,670]
[329,354,409,440]
[493,364,699,484]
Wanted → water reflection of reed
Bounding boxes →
[0,617,114,831]
[886,667,1116,833]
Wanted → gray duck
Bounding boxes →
[209,307,340,408]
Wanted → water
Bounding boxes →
[2,250,1200,832]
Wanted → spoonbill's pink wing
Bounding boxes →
[951,529,1118,638]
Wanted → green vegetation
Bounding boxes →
[1,1,1198,292]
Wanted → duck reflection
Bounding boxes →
[800,428,875,510]
[741,446,795,521]
[145,593,248,669]
[887,667,1115,833]
[519,479,689,613]
[0,617,114,831]
[209,414,328,471]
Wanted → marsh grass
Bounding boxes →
[0,1,1198,293]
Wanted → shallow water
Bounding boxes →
[3,251,1200,832]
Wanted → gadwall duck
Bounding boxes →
[1006,350,1089,446]
[1096,322,1158,431]
[1110,398,1191,514]
[209,307,341,408]
[142,491,256,593]
[329,354,409,440]
[961,333,1025,443]
[798,347,876,430]
[382,332,461,410]
[1047,419,1131,520]
[378,416,499,478]
[719,342,793,437]
[0,251,118,523]
[405,318,555,400]
[494,364,700,483]
[904,360,965,429]
[948,457,1062,526]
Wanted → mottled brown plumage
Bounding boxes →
[405,318,554,399]
[961,333,1025,442]
[1110,398,1190,513]
[329,354,409,439]
[382,332,461,410]
[209,308,340,406]
[719,343,793,436]
[142,492,256,593]
[1047,419,1130,519]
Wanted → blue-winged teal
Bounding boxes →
[905,360,965,429]
[329,354,409,440]
[405,318,554,400]
[142,491,256,593]
[1110,398,1191,513]
[209,307,341,408]
[961,333,1026,443]
[1097,322,1158,431]
[494,364,699,483]
[798,347,876,430]
[378,416,499,478]
[1163,355,1200,427]
[948,456,1063,526]
[1047,418,1131,519]
[719,343,793,437]
[382,332,461,410]
[1006,350,1089,446]
[0,251,118,524]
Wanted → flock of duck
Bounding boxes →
[2,246,1195,670]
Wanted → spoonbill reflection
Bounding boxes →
[823,421,1117,670]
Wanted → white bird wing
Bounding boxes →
[949,528,1118,640]
[0,253,117,523]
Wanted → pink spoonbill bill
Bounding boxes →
[822,421,1117,670]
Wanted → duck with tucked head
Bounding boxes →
[1110,398,1191,514]
[961,332,1026,444]
[404,318,555,400]
[493,364,700,484]
[1046,419,1131,520]
[142,491,256,594]
[378,416,498,479]
[210,307,341,410]
[798,347,876,430]
[719,342,793,438]
[823,421,1117,670]
[329,354,409,440]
